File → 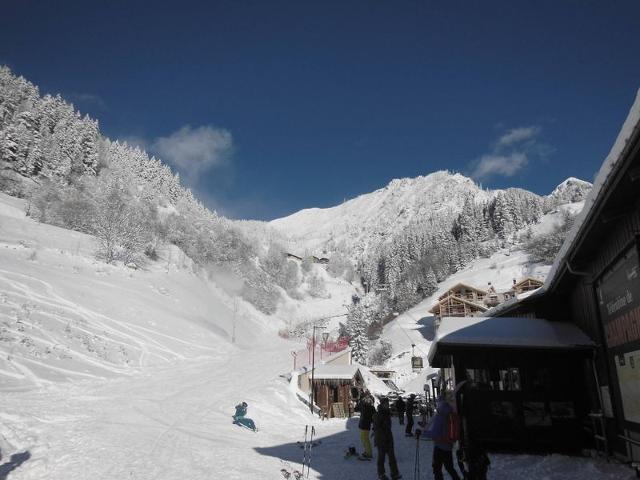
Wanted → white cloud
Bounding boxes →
[496,126,540,148]
[471,152,528,180]
[469,125,547,181]
[152,125,233,182]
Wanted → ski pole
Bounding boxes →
[414,428,422,480]
[302,425,309,477]
[306,426,315,479]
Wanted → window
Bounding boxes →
[499,368,521,391]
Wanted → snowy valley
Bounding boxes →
[0,66,634,479]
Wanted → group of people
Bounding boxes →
[356,391,463,480]
[234,390,486,480]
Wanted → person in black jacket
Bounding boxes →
[373,397,402,480]
[394,396,405,425]
[405,393,416,436]
[356,391,376,459]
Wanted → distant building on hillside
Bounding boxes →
[511,277,544,294]
[429,283,489,319]
[429,279,544,319]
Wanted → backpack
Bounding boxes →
[436,412,460,443]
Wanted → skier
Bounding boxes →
[355,391,376,460]
[233,401,257,431]
[405,393,416,436]
[394,396,405,425]
[423,392,461,480]
[372,397,402,480]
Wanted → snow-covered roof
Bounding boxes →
[312,364,359,380]
[430,294,488,313]
[428,316,594,361]
[358,365,394,395]
[437,283,487,300]
[544,88,640,292]
[483,288,543,317]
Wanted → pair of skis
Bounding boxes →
[301,425,316,478]
[281,425,317,479]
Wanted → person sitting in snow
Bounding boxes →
[372,397,402,480]
[422,391,461,480]
[233,401,257,431]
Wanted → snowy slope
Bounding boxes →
[0,192,273,391]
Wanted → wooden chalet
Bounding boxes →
[311,364,363,418]
[485,90,640,467]
[511,277,544,294]
[429,283,489,318]
[438,283,488,303]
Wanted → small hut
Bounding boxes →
[311,364,363,418]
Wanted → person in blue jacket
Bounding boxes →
[233,401,257,431]
[423,393,461,480]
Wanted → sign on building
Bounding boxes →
[596,245,640,425]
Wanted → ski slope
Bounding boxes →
[0,192,633,479]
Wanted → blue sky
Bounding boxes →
[2,1,639,220]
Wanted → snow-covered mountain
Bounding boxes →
[270,171,490,254]
[549,177,593,204]
[269,171,590,258]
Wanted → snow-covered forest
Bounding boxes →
[0,66,335,317]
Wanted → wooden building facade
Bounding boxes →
[429,316,595,453]
[489,90,640,464]
[312,364,363,418]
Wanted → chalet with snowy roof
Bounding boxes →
[429,283,488,318]
[296,349,357,418]
[484,89,640,466]
[511,277,544,294]
[439,283,488,303]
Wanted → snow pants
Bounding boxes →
[234,417,256,431]
[432,446,461,480]
[359,429,372,457]
[376,443,399,478]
